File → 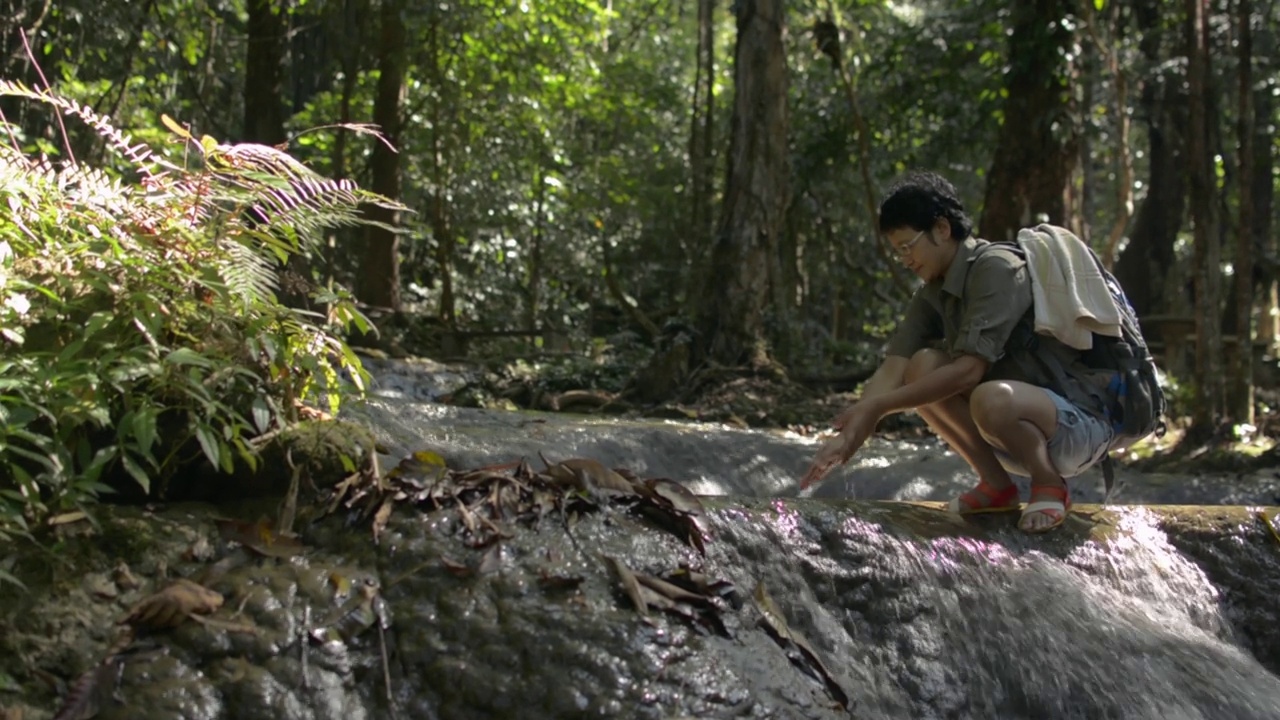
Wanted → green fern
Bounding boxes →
[0,84,393,532]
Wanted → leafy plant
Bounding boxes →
[0,79,391,531]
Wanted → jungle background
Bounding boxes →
[1,0,1279,506]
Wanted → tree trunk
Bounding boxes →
[243,0,288,147]
[695,0,790,368]
[356,0,405,312]
[980,0,1080,242]
[1187,0,1224,430]
[1230,0,1255,424]
[1113,0,1186,322]
[1080,0,1135,267]
[683,0,716,316]
[426,10,456,326]
[1252,20,1277,346]
[243,0,320,311]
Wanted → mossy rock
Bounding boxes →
[169,420,378,503]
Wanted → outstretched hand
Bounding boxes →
[799,404,878,490]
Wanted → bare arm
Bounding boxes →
[865,354,988,419]
[802,353,991,489]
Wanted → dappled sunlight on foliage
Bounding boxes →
[0,81,393,534]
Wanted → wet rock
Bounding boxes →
[2,495,1280,720]
[171,420,379,503]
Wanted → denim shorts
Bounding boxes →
[992,390,1114,478]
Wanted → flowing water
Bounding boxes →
[8,359,1276,720]
[342,358,1280,718]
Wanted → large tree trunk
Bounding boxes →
[1187,0,1225,430]
[683,0,716,316]
[1230,0,1255,424]
[244,0,320,311]
[694,0,790,368]
[356,0,406,312]
[1113,0,1187,322]
[243,0,287,147]
[1252,18,1278,346]
[979,0,1080,242]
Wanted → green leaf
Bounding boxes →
[164,348,214,368]
[120,453,151,495]
[0,568,26,590]
[83,311,114,339]
[194,424,221,467]
[251,396,272,434]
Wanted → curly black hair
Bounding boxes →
[877,170,973,240]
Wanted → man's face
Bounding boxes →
[886,223,945,281]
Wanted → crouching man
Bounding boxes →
[800,171,1116,533]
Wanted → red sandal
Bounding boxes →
[1018,484,1071,534]
[948,481,1020,515]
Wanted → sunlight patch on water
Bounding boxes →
[892,478,935,501]
[683,476,728,495]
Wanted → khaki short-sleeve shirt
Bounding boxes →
[885,237,1030,370]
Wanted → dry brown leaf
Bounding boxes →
[601,555,649,618]
[545,458,636,496]
[643,478,705,515]
[371,496,395,543]
[440,555,474,577]
[51,657,122,720]
[119,578,224,631]
[537,570,585,592]
[635,573,713,606]
[213,517,306,559]
[752,581,849,710]
[476,544,504,575]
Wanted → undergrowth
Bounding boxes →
[0,80,392,546]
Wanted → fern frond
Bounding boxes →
[215,239,280,306]
[0,80,168,181]
[211,143,318,182]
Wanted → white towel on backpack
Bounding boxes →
[1016,224,1123,351]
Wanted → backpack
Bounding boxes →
[983,224,1168,501]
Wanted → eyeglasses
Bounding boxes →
[893,228,929,260]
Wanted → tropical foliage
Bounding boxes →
[0,79,379,534]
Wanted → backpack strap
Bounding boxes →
[1100,455,1119,504]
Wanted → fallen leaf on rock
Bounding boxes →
[537,570,585,592]
[601,555,649,618]
[440,555,475,578]
[111,562,141,592]
[390,450,449,480]
[50,656,123,720]
[1256,510,1280,546]
[634,573,712,607]
[87,576,119,601]
[182,535,216,562]
[667,567,742,610]
[315,580,381,643]
[189,614,259,635]
[119,578,224,631]
[476,544,504,575]
[329,572,353,596]
[752,582,849,711]
[642,478,705,516]
[543,457,637,497]
[213,517,306,559]
[371,496,395,544]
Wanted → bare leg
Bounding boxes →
[969,380,1065,531]
[904,350,1016,492]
